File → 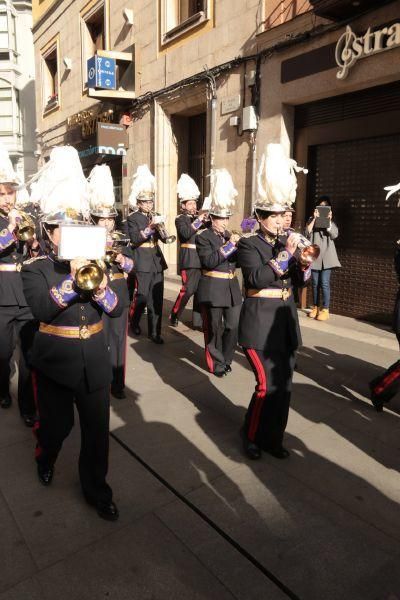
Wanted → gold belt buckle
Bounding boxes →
[282,288,290,301]
[16,264,22,272]
[79,325,91,340]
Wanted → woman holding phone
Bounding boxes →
[306,196,341,321]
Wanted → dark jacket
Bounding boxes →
[195,228,242,307]
[237,233,310,353]
[175,213,202,271]
[127,211,167,273]
[393,241,400,338]
[0,214,30,307]
[21,254,123,391]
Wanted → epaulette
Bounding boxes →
[23,255,48,265]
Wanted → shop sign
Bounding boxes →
[336,23,400,80]
[67,107,114,138]
[97,123,128,155]
[87,55,116,90]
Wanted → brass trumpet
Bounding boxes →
[16,212,36,242]
[75,261,105,292]
[104,231,130,264]
[150,212,176,244]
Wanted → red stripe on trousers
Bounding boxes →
[31,370,42,459]
[245,348,268,442]
[172,269,188,315]
[129,278,139,321]
[201,306,215,374]
[373,364,400,395]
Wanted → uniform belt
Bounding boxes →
[138,241,157,248]
[181,243,196,249]
[246,288,292,300]
[202,270,236,280]
[0,263,21,272]
[109,272,125,281]
[39,322,103,340]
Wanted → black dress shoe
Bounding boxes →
[95,501,119,522]
[169,313,179,327]
[0,394,12,409]
[111,388,126,400]
[265,446,290,459]
[225,365,232,374]
[214,369,227,378]
[21,414,36,428]
[37,463,54,486]
[132,325,141,335]
[240,428,261,460]
[149,335,164,344]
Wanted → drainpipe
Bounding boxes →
[250,130,257,213]
[205,69,217,171]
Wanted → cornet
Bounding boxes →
[284,229,320,266]
[15,211,35,242]
[104,231,130,264]
[150,212,176,244]
[74,261,105,292]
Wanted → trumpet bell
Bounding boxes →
[75,262,104,291]
[163,234,176,244]
[17,225,35,242]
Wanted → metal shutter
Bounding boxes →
[308,134,399,323]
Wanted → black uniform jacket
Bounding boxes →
[21,254,123,391]
[0,214,30,307]
[127,211,167,273]
[175,213,202,271]
[195,228,242,308]
[237,233,309,353]
[106,262,130,309]
[393,242,400,337]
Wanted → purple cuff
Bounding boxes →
[268,250,293,277]
[191,218,203,231]
[140,227,154,240]
[0,228,15,251]
[303,266,311,282]
[94,286,118,314]
[220,241,236,258]
[121,256,134,274]
[50,275,79,308]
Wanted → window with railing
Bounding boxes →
[263,0,311,31]
[41,38,60,114]
[81,0,108,90]
[161,0,209,45]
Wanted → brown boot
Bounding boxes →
[308,305,319,319]
[316,308,329,321]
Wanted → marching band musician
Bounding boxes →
[237,144,313,460]
[127,165,167,344]
[88,164,134,400]
[196,169,242,378]
[21,147,121,521]
[170,174,206,327]
[369,183,400,411]
[0,144,37,426]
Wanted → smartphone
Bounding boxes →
[314,205,331,229]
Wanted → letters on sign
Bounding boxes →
[335,23,400,79]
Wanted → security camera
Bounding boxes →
[63,57,72,70]
[122,8,134,26]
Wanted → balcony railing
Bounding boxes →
[263,0,312,31]
[309,0,382,21]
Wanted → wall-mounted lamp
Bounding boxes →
[63,57,72,71]
[122,8,134,26]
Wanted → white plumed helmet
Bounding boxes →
[255,143,307,213]
[88,164,117,218]
[177,173,200,203]
[207,168,237,217]
[128,164,156,208]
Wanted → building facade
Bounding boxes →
[1,0,36,181]
[33,0,400,322]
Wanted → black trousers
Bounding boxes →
[33,371,112,505]
[370,359,400,403]
[103,308,128,392]
[243,348,296,451]
[200,304,241,374]
[171,268,201,319]
[0,304,36,415]
[130,270,164,337]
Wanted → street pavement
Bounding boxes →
[1,286,400,600]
